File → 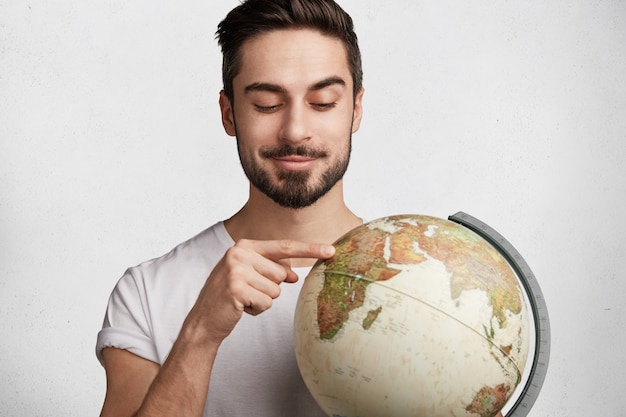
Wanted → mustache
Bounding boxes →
[260,144,328,159]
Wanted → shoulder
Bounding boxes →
[110,222,234,305]
[129,222,232,280]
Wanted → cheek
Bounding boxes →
[318,110,355,138]
[235,112,280,144]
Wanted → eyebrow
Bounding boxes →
[310,76,346,91]
[244,76,346,95]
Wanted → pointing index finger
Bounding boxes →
[238,239,335,261]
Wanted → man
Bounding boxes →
[97,0,364,416]
[97,2,509,417]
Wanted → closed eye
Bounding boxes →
[312,102,337,111]
[255,104,282,113]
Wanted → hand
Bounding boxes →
[189,239,335,344]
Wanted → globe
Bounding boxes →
[294,214,532,417]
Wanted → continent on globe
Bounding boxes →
[317,226,402,339]
[466,383,510,417]
[294,215,531,417]
[317,216,522,345]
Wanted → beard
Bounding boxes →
[237,140,351,209]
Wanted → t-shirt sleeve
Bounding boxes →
[95,267,159,366]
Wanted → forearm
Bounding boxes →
[134,315,221,417]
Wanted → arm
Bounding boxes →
[99,239,335,417]
[100,348,159,417]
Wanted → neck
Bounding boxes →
[224,181,362,265]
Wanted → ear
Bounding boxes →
[351,87,365,134]
[219,90,237,137]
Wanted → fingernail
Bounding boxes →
[322,245,335,258]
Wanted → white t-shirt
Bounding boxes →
[96,222,326,417]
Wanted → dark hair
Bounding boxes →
[216,0,362,102]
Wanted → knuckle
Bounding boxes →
[247,297,273,316]
[270,283,282,299]
[278,239,296,253]
[224,245,247,264]
[258,297,273,312]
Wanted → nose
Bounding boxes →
[279,102,312,144]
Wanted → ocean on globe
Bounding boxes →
[294,215,530,417]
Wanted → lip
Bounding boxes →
[273,156,317,171]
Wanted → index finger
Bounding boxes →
[237,239,335,261]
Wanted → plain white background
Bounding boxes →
[1,0,625,415]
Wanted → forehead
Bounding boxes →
[235,28,352,92]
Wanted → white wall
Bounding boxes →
[1,1,624,415]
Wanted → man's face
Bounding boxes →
[220,29,364,209]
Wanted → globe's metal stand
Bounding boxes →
[449,212,551,417]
